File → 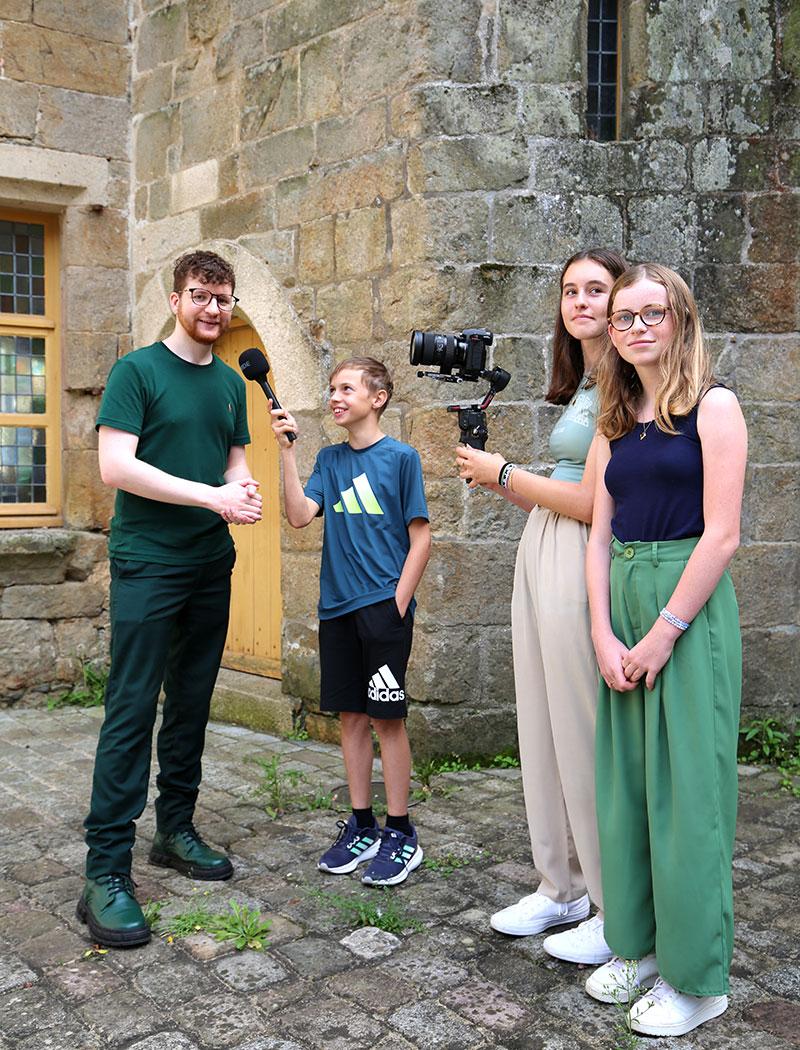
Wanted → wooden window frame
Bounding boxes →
[0,207,62,527]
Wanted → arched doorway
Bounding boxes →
[214,320,281,678]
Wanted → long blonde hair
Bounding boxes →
[597,263,713,440]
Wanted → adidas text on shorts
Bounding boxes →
[319,597,413,719]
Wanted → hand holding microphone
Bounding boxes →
[239,347,297,443]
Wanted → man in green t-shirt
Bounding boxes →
[77,251,262,948]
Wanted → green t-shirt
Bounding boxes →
[96,341,250,564]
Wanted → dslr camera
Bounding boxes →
[409,327,510,450]
[409,327,494,380]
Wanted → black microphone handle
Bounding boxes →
[256,376,296,442]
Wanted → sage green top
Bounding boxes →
[96,341,250,565]
[548,377,598,483]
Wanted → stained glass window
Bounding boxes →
[0,426,47,504]
[0,335,47,414]
[0,208,60,521]
[0,220,46,316]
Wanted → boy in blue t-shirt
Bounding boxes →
[271,357,431,885]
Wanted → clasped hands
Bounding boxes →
[217,478,263,525]
[595,621,678,693]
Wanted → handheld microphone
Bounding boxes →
[239,347,296,442]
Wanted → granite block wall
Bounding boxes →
[2,0,796,744]
[0,1,131,702]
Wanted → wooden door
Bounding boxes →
[214,322,282,678]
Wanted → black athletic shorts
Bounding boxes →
[319,597,414,719]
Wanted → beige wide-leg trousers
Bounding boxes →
[511,506,603,907]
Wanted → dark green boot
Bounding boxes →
[76,874,151,948]
[149,826,233,880]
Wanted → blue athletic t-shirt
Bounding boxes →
[303,436,429,619]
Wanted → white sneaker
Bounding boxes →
[629,977,728,1036]
[585,953,659,1003]
[543,913,613,964]
[490,892,590,936]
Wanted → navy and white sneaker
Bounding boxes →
[361,826,423,886]
[318,815,381,874]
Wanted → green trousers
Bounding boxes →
[596,537,741,996]
[84,550,234,879]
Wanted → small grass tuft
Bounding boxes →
[48,659,108,710]
[310,886,422,934]
[251,754,336,818]
[421,852,472,877]
[142,898,165,930]
[156,894,271,951]
[739,715,800,797]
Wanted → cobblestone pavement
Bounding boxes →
[1,707,799,1050]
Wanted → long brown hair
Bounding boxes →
[545,247,628,404]
[597,263,713,440]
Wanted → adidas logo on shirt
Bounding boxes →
[368,664,405,704]
[333,473,384,515]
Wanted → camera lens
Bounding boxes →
[409,330,426,366]
[409,330,462,373]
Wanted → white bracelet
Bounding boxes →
[498,462,517,489]
[660,607,690,631]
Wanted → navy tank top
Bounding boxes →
[605,402,707,542]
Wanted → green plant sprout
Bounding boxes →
[610,961,647,1050]
[310,887,422,935]
[421,852,472,877]
[739,716,800,798]
[251,754,336,818]
[49,658,108,710]
[155,895,271,951]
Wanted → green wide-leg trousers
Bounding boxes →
[596,537,741,996]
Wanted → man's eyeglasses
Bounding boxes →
[609,305,671,332]
[180,288,240,312]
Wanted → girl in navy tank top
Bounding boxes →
[585,264,747,1037]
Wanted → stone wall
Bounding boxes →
[0,2,132,702]
[129,0,799,751]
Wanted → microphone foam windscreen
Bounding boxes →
[239,347,269,379]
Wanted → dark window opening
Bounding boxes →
[587,0,619,141]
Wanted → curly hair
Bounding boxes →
[173,251,236,293]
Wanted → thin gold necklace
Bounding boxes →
[640,420,653,440]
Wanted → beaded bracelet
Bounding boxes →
[659,607,690,631]
[498,462,517,489]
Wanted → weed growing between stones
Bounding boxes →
[310,886,423,934]
[251,754,336,818]
[48,658,108,710]
[286,725,310,742]
[609,961,646,1050]
[411,751,519,802]
[153,894,272,950]
[739,716,800,797]
[413,751,521,787]
[421,852,473,877]
[142,898,165,929]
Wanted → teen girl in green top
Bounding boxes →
[456,248,627,964]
